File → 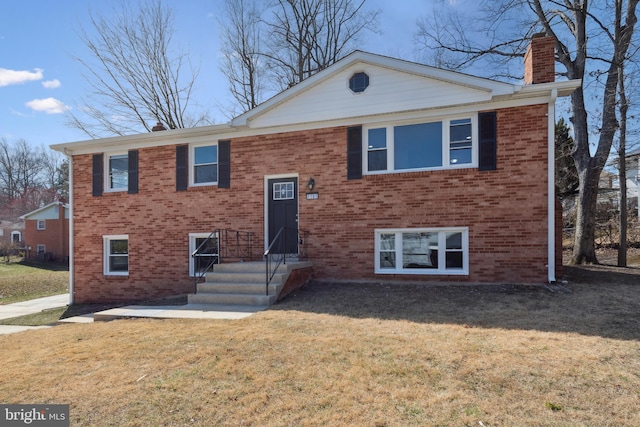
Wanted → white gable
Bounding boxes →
[233,51,517,129]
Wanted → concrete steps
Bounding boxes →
[188,261,312,307]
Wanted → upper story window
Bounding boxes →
[364,116,476,174]
[192,144,218,185]
[107,153,128,191]
[349,72,369,93]
[37,220,46,230]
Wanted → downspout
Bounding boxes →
[547,88,558,283]
[64,148,74,305]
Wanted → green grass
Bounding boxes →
[0,258,69,304]
[0,307,67,326]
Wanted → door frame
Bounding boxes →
[264,173,299,253]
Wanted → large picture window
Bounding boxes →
[192,144,218,185]
[103,235,129,276]
[364,116,476,174]
[375,227,468,275]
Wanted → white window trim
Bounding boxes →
[36,244,46,255]
[103,234,129,276]
[363,114,478,175]
[37,220,46,230]
[374,227,469,275]
[188,232,219,277]
[104,152,128,192]
[190,143,219,187]
[11,231,21,242]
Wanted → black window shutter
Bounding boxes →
[176,145,188,191]
[347,126,362,180]
[92,154,103,197]
[478,111,497,171]
[128,150,139,194]
[218,140,230,188]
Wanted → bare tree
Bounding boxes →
[67,0,209,137]
[219,0,265,115]
[220,0,379,113]
[0,138,61,219]
[416,0,639,265]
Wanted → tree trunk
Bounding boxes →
[571,164,601,264]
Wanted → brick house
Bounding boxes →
[20,201,70,262]
[0,220,24,248]
[52,35,580,304]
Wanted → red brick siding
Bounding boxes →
[72,103,551,303]
[524,36,556,84]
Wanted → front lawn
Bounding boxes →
[0,265,639,426]
[0,258,69,304]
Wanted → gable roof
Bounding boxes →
[231,50,580,129]
[19,201,69,220]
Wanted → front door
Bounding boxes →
[267,177,298,254]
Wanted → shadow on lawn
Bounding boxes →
[273,265,640,341]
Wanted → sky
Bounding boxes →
[0,0,439,149]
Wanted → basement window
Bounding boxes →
[375,227,469,275]
[103,235,129,276]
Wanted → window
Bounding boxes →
[107,153,128,191]
[349,72,369,93]
[11,231,21,243]
[189,233,219,276]
[364,116,476,174]
[37,220,46,230]
[375,228,468,275]
[103,235,129,275]
[192,144,218,185]
[273,182,294,200]
[36,244,46,255]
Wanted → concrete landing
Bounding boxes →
[92,303,267,322]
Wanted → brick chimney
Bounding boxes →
[524,34,556,84]
[151,121,167,131]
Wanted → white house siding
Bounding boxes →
[247,63,494,128]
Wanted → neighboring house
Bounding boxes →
[627,147,640,219]
[0,219,24,248]
[52,35,581,304]
[19,201,70,262]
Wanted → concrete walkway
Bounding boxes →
[0,294,69,320]
[0,293,69,335]
[0,294,263,335]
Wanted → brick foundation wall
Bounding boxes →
[72,103,552,303]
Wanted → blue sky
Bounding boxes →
[0,0,434,149]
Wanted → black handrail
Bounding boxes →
[263,227,309,295]
[192,228,256,288]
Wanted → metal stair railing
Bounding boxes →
[192,228,255,289]
[264,227,309,296]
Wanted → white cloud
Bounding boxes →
[42,79,61,89]
[25,97,69,114]
[0,68,43,87]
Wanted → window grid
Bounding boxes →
[108,154,128,190]
[37,220,46,230]
[273,182,294,200]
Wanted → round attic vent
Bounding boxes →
[349,72,369,93]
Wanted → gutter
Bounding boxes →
[547,88,558,283]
